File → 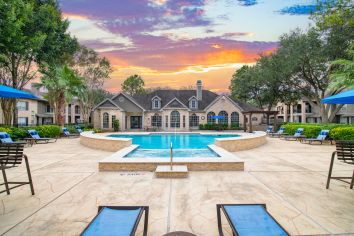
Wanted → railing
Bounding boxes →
[170,142,173,170]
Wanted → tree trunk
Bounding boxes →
[0,98,14,125]
[319,104,329,123]
[56,92,66,127]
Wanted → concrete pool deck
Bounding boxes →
[1,138,354,235]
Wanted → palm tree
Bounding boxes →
[36,65,84,127]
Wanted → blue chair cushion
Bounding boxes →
[28,130,41,139]
[317,130,329,140]
[0,132,13,143]
[224,205,288,236]
[82,207,141,236]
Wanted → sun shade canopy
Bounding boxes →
[0,85,37,99]
[322,89,354,104]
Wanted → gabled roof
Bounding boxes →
[111,92,145,111]
[132,90,219,111]
[92,98,122,111]
[161,97,189,110]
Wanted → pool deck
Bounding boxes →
[1,137,354,235]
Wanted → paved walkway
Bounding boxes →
[0,138,353,235]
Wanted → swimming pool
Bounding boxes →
[107,133,240,158]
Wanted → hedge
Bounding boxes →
[281,123,354,140]
[0,125,61,140]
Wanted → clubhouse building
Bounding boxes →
[92,80,263,131]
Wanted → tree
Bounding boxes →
[0,0,77,125]
[121,75,145,96]
[312,0,353,60]
[329,43,354,89]
[230,54,299,111]
[74,46,112,123]
[36,65,84,126]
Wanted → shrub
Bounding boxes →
[330,127,354,140]
[113,119,120,131]
[0,125,61,140]
[281,123,354,140]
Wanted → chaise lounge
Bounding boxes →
[0,132,27,145]
[282,128,305,141]
[301,130,330,145]
[81,206,149,236]
[217,204,289,236]
[27,130,57,144]
[76,126,83,134]
[268,127,287,138]
[62,128,79,138]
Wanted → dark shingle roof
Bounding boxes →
[229,97,262,112]
[132,90,219,111]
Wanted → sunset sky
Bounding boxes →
[59,0,318,93]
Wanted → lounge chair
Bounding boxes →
[0,143,35,195]
[81,206,149,236]
[217,204,289,236]
[282,128,305,141]
[268,127,287,138]
[62,127,79,138]
[0,132,27,145]
[27,130,57,144]
[326,140,354,189]
[76,126,83,134]
[266,126,273,134]
[301,130,330,145]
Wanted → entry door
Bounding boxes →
[130,116,142,129]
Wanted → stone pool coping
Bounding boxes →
[80,131,266,152]
[80,131,267,171]
[98,144,244,171]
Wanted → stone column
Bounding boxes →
[301,101,306,123]
[284,104,288,122]
[290,105,294,122]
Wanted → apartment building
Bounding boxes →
[275,100,354,124]
[0,84,83,126]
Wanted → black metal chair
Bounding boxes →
[0,143,35,195]
[326,140,354,189]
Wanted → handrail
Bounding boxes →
[170,142,173,170]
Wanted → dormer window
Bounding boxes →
[189,97,198,109]
[152,96,161,109]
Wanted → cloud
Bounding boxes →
[278,4,318,15]
[278,0,335,15]
[60,0,211,36]
[96,34,277,71]
[237,0,258,6]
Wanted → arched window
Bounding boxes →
[170,111,180,128]
[207,112,215,124]
[218,111,228,125]
[152,98,160,109]
[151,113,162,127]
[189,113,199,127]
[231,112,240,127]
[103,112,109,128]
[75,105,80,114]
[189,98,198,109]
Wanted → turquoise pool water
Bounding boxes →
[108,133,240,158]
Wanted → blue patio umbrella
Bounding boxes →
[322,89,354,104]
[0,85,37,99]
[212,116,225,119]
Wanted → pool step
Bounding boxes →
[155,165,188,178]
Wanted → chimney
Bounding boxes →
[196,80,202,101]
